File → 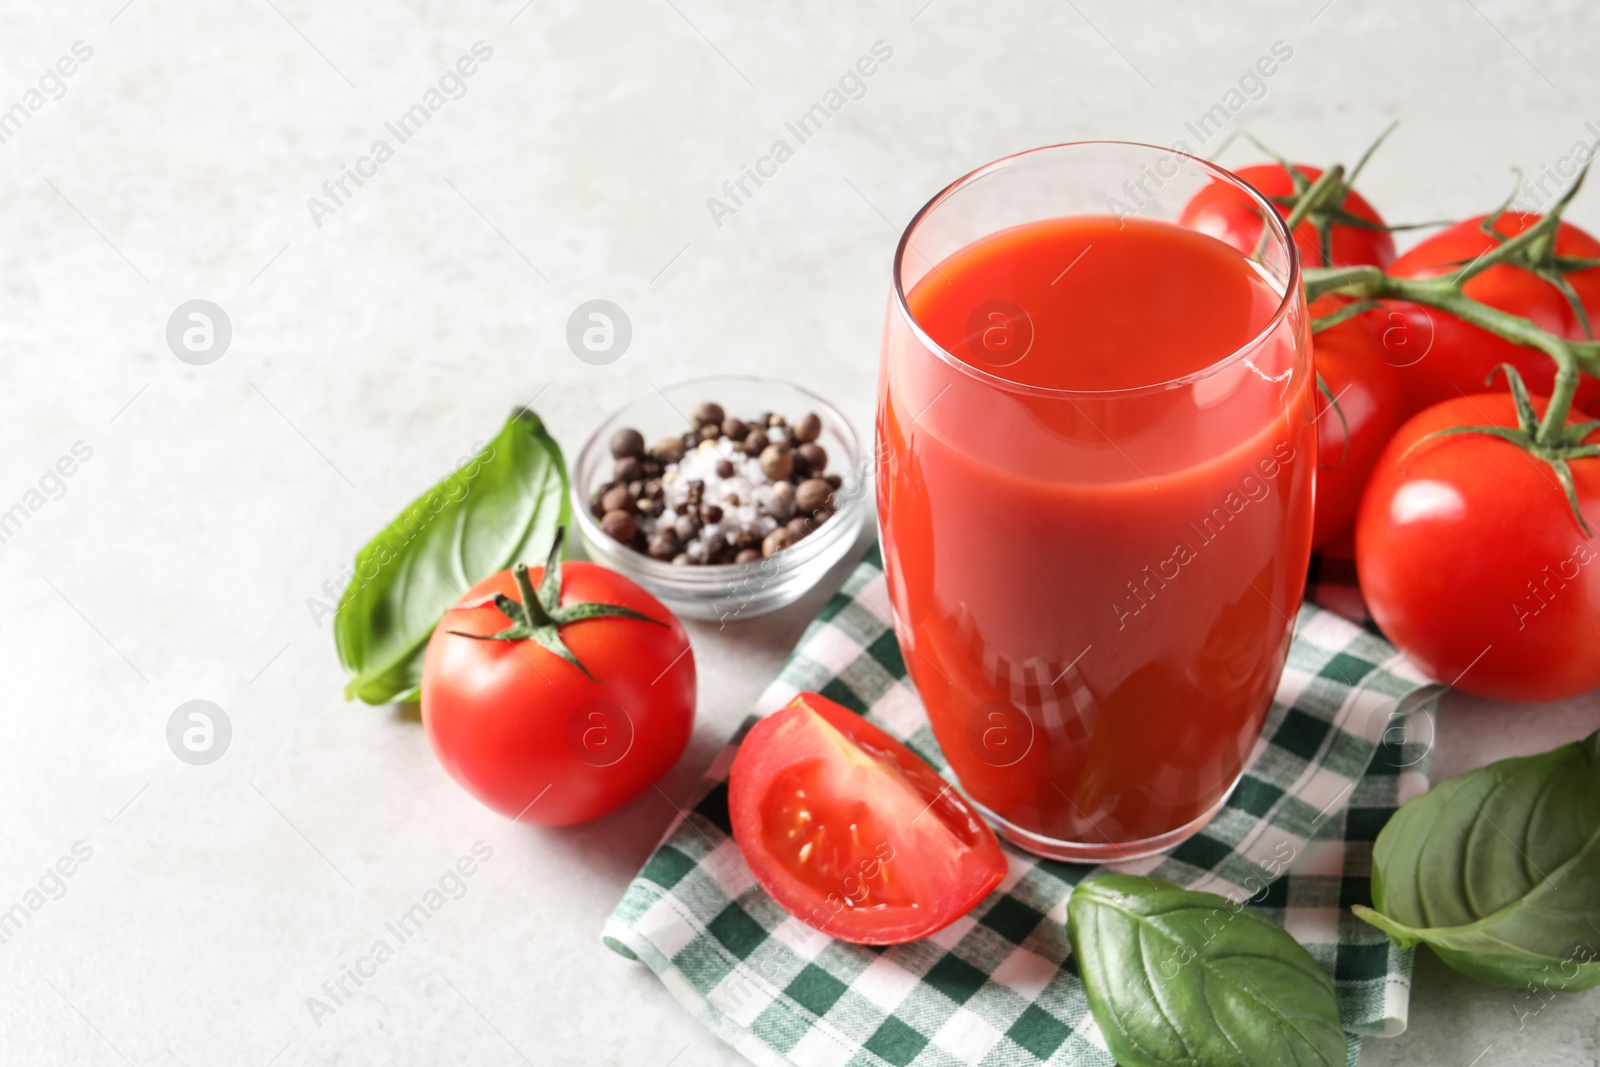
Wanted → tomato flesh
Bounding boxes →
[757,762,918,912]
[730,693,1007,944]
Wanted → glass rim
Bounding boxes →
[891,139,1304,400]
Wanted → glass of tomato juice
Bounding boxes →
[877,142,1314,862]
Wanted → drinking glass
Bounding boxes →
[876,141,1313,862]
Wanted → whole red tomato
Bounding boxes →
[729,692,1007,945]
[1356,393,1600,701]
[1385,212,1600,417]
[1180,163,1396,269]
[421,538,695,826]
[1310,299,1405,547]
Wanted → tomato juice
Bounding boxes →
[878,212,1315,855]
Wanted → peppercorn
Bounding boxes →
[700,503,724,524]
[715,458,735,479]
[721,417,748,441]
[614,455,643,483]
[762,527,797,557]
[797,442,827,473]
[735,548,761,564]
[795,478,833,515]
[743,428,769,454]
[692,401,725,429]
[793,412,822,443]
[600,510,636,543]
[825,474,842,490]
[651,436,685,463]
[647,529,680,560]
[610,427,645,459]
[760,442,793,480]
[601,485,633,513]
[786,516,816,539]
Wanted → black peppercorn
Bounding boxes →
[610,427,645,459]
[647,529,681,561]
[692,401,725,429]
[600,510,636,543]
[614,455,643,483]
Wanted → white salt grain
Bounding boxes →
[644,437,785,560]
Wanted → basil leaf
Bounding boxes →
[1067,874,1345,1067]
[334,409,569,704]
[1353,728,1600,991]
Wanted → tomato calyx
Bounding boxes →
[1471,174,1600,331]
[1240,123,1426,267]
[447,526,666,679]
[1407,364,1600,535]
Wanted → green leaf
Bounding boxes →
[1354,729,1600,991]
[334,409,570,703]
[1067,875,1346,1067]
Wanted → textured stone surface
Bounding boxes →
[0,1,1596,1063]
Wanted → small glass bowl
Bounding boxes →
[571,376,867,622]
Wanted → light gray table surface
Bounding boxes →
[2,1,1597,1063]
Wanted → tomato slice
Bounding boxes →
[728,693,1007,945]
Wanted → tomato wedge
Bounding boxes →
[728,693,1007,945]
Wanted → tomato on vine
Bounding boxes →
[1309,298,1404,547]
[1385,211,1600,417]
[1182,161,1397,269]
[1355,386,1600,702]
[1182,128,1409,269]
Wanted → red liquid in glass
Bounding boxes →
[878,215,1315,846]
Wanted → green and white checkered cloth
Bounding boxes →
[603,546,1442,1067]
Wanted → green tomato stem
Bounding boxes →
[1301,266,1591,447]
[1279,163,1347,252]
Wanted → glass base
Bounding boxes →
[972,772,1243,864]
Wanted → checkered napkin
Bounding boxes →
[603,546,1441,1067]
